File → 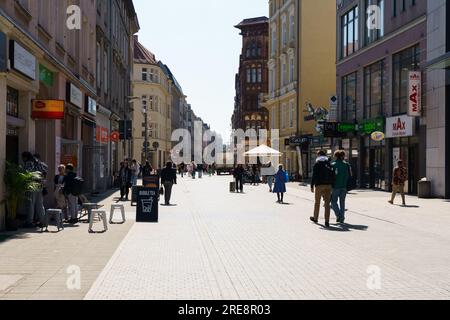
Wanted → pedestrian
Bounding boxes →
[197,163,203,179]
[160,161,177,205]
[191,161,197,179]
[22,152,46,228]
[54,164,68,221]
[264,162,276,192]
[130,160,140,186]
[273,165,287,204]
[331,150,351,224]
[63,164,82,224]
[310,150,335,228]
[180,162,186,178]
[389,160,408,206]
[233,164,245,193]
[142,161,153,178]
[119,161,132,201]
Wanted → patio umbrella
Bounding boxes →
[244,144,282,157]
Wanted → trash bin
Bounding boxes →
[418,178,431,199]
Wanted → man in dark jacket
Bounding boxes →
[161,162,177,205]
[310,150,335,228]
[119,161,132,201]
[63,164,80,223]
[233,165,245,193]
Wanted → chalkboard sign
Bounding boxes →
[143,175,159,188]
[136,188,159,223]
[131,186,142,206]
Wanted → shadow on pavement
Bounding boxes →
[318,223,369,232]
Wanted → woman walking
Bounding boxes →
[273,165,287,204]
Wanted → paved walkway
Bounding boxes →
[0,191,135,300]
[85,176,450,300]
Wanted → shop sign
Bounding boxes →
[323,122,339,138]
[86,96,97,116]
[66,82,83,109]
[10,40,36,80]
[357,117,385,135]
[408,71,421,117]
[96,126,109,144]
[328,95,338,122]
[338,123,356,133]
[39,64,54,87]
[386,115,414,138]
[110,131,120,142]
[371,131,385,142]
[31,100,65,119]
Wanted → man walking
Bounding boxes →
[160,161,177,205]
[331,150,350,224]
[389,160,408,206]
[310,150,335,228]
[234,164,245,193]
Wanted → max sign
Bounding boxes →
[386,115,413,138]
[408,71,421,117]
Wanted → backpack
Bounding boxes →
[324,161,336,185]
[71,177,85,196]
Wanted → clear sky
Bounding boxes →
[134,0,268,140]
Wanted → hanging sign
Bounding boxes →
[408,71,421,117]
[386,115,414,138]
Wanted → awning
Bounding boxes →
[244,144,282,157]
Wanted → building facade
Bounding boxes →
[0,0,138,230]
[425,0,450,198]
[335,0,427,195]
[232,17,269,135]
[132,38,172,169]
[266,0,336,178]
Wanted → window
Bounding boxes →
[289,57,295,83]
[342,72,357,121]
[257,67,262,83]
[281,61,287,87]
[341,6,359,58]
[252,68,257,83]
[247,69,251,83]
[281,16,287,47]
[7,86,19,118]
[281,103,287,128]
[269,69,274,93]
[142,68,148,81]
[366,0,384,45]
[289,100,295,128]
[364,60,385,119]
[271,25,277,55]
[142,95,148,111]
[392,45,420,115]
[289,13,295,41]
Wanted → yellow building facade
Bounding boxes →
[132,41,172,169]
[266,0,336,177]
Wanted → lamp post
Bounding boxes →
[129,96,151,163]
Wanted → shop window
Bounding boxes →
[364,60,385,119]
[7,86,19,118]
[392,45,420,115]
[342,72,357,122]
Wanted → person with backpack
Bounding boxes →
[22,152,46,228]
[331,150,351,224]
[63,164,82,224]
[310,150,335,228]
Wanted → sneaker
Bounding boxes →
[388,200,394,205]
[310,217,318,224]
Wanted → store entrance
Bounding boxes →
[369,148,385,190]
[6,134,19,164]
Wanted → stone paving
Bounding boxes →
[85,176,450,300]
[0,191,135,300]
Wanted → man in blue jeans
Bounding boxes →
[331,150,351,224]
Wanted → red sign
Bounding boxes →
[31,100,65,119]
[408,71,421,117]
[110,131,120,142]
[96,126,110,144]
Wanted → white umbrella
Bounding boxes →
[244,144,282,157]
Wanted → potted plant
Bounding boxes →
[3,162,41,231]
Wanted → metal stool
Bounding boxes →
[82,203,101,221]
[44,209,64,232]
[110,204,126,224]
[88,210,108,233]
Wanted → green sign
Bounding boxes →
[338,123,356,133]
[39,64,54,87]
[358,117,385,135]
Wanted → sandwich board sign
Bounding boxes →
[136,176,159,223]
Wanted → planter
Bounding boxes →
[5,218,18,232]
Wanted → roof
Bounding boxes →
[235,16,269,29]
[134,38,157,65]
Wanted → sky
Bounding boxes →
[133,0,268,140]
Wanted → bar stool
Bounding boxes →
[44,209,64,232]
[88,210,108,233]
[110,204,126,224]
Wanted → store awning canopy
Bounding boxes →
[244,144,282,157]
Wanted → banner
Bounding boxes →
[31,100,64,119]
[408,71,421,117]
[386,115,414,138]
